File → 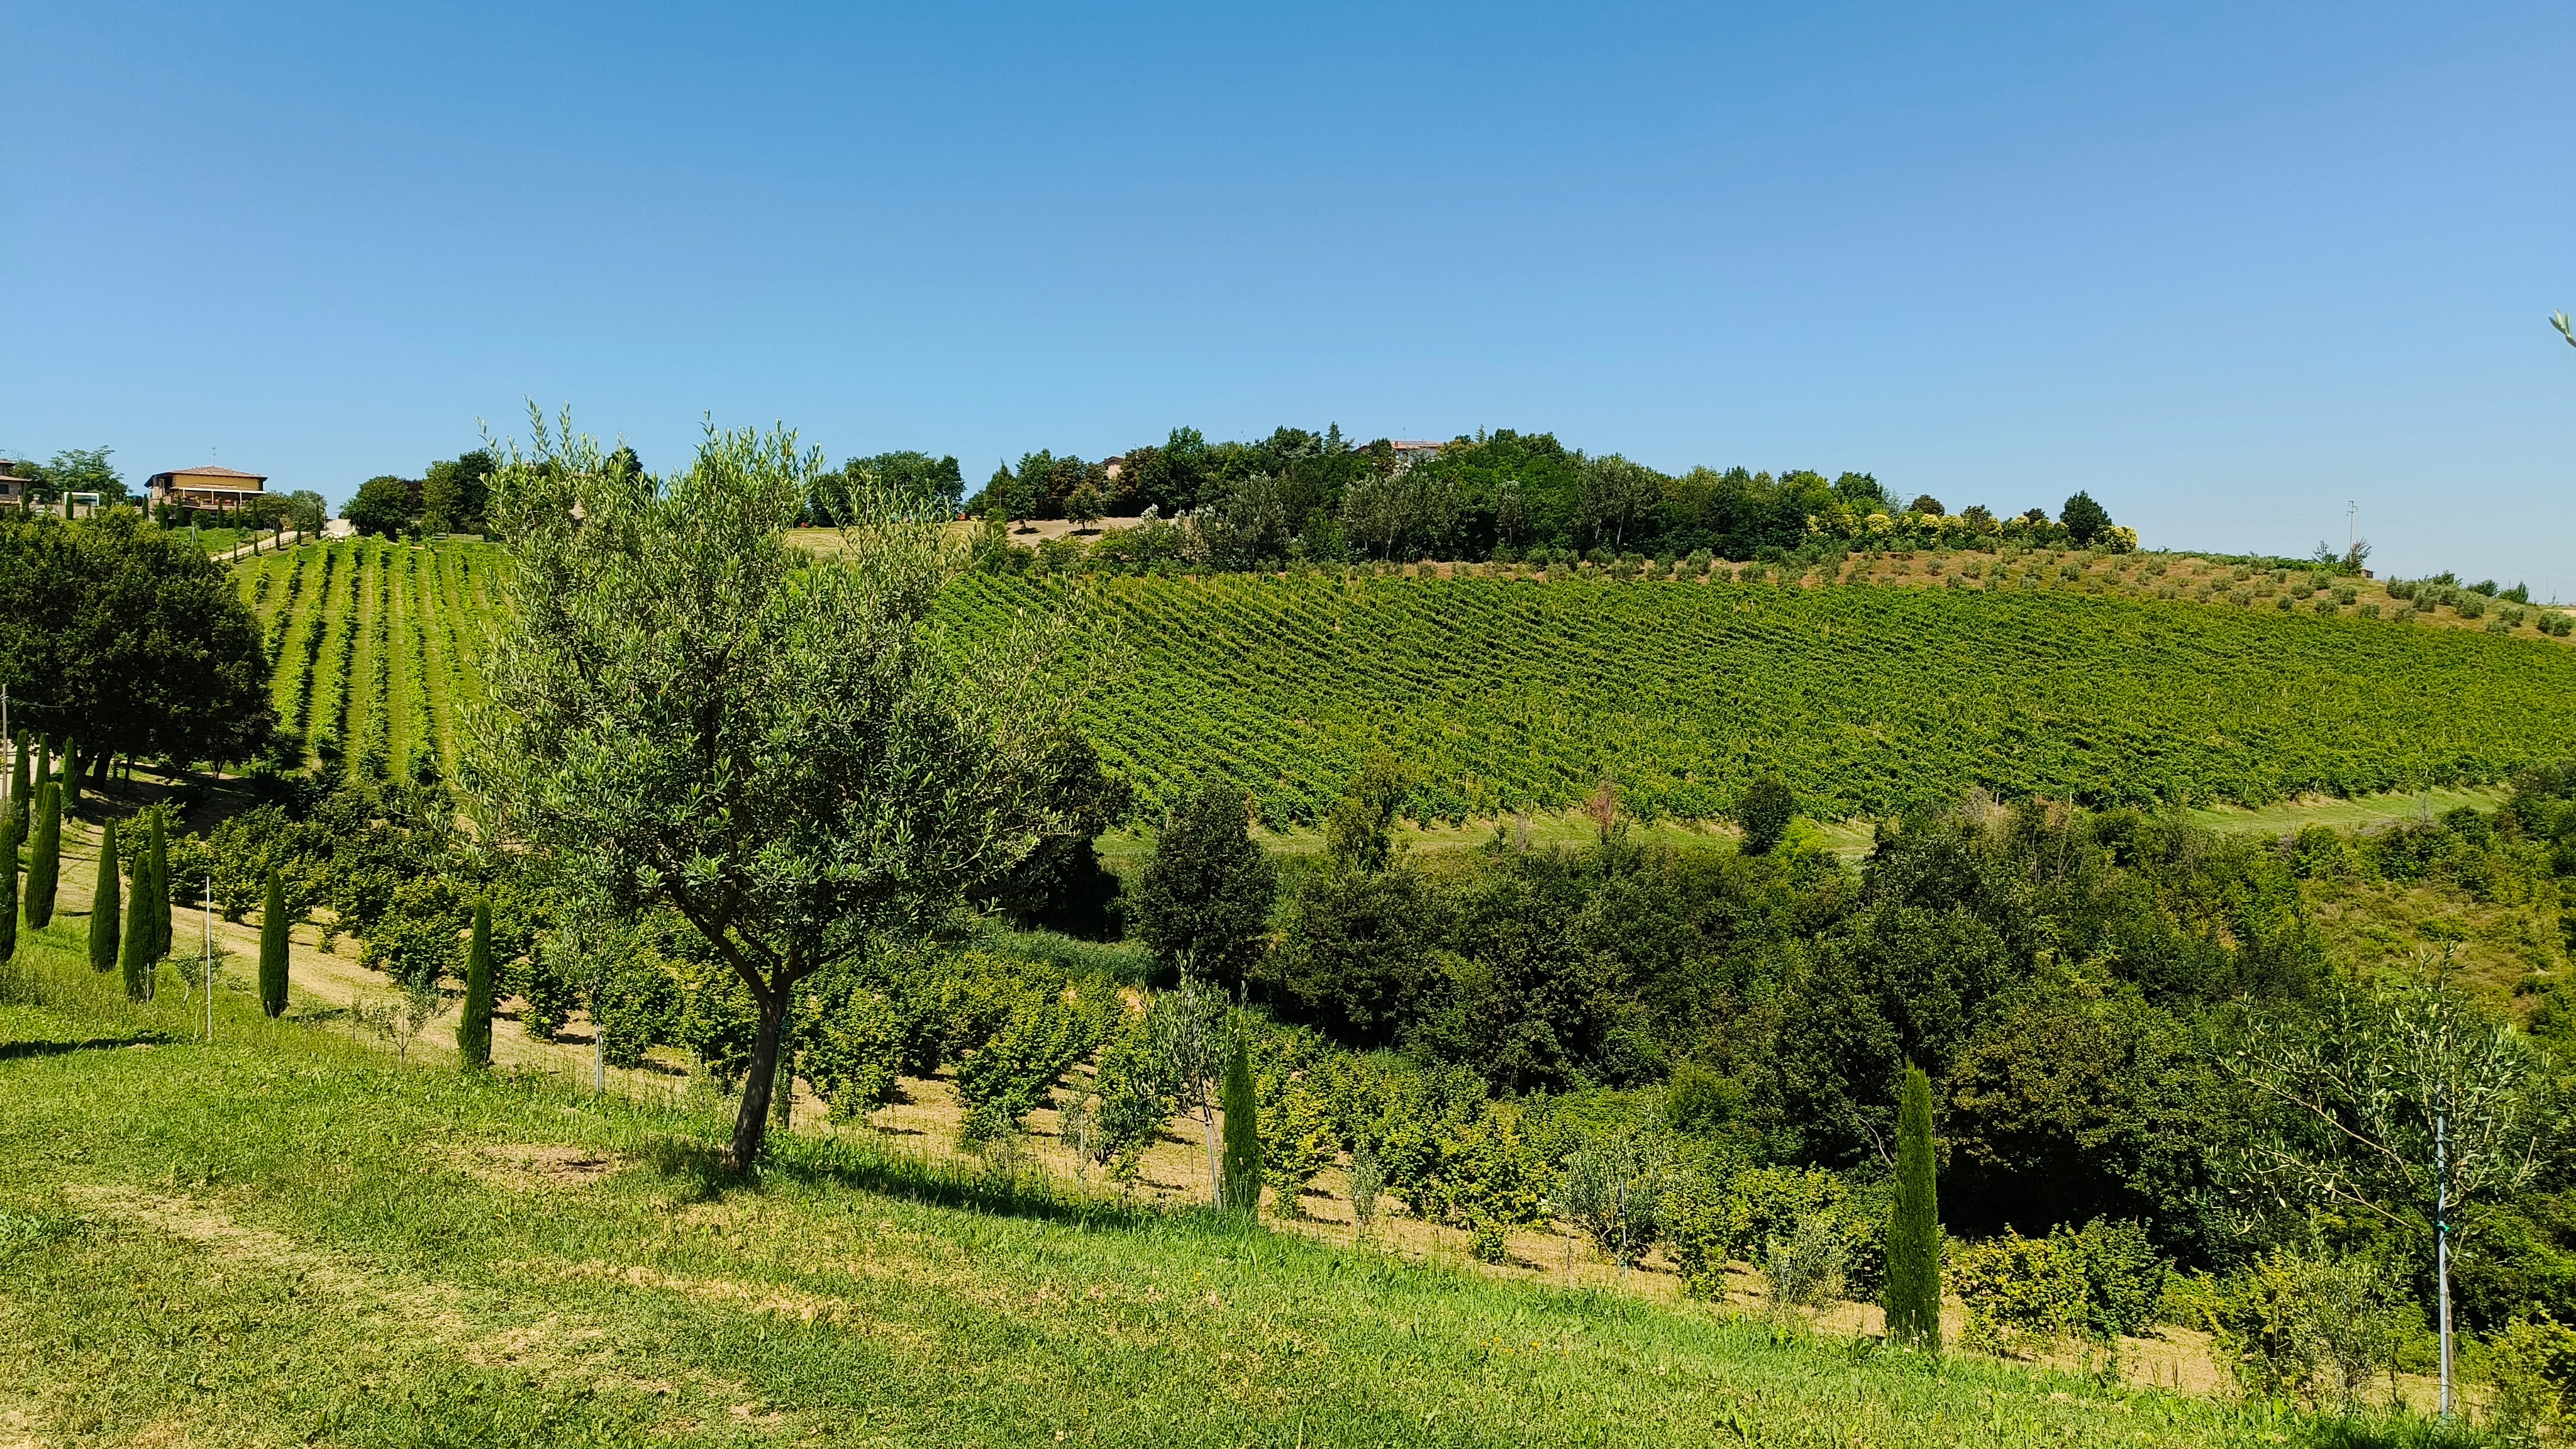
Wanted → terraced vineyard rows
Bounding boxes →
[230,548,2576,824]
[946,574,2576,824]
[235,540,499,785]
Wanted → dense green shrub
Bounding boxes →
[359,875,464,989]
[1737,775,1796,855]
[953,982,1109,1144]
[2189,1247,2426,1412]
[1663,1165,1885,1301]
[1947,1219,2165,1352]
[2477,1315,2576,1440]
[806,986,907,1120]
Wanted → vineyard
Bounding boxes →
[232,539,498,785]
[947,573,2576,824]
[229,544,2576,824]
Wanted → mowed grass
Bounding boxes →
[0,934,2379,1448]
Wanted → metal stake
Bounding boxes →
[203,872,214,1043]
[2437,1082,2453,1418]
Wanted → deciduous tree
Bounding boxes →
[1130,782,1275,992]
[0,514,274,773]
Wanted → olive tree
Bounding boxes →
[469,410,1091,1170]
[2224,963,2545,1407]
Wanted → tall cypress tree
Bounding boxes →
[118,836,157,1001]
[58,733,79,811]
[1218,1035,1261,1216]
[25,783,60,928]
[8,733,26,830]
[143,808,172,962]
[457,898,494,1068]
[1883,1063,1942,1351]
[0,811,19,963]
[258,869,289,1019]
[91,818,122,979]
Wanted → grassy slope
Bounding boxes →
[3,931,2308,1449]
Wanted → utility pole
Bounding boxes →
[2348,501,2357,558]
[2438,1082,2454,1419]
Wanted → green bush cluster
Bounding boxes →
[1663,1165,1886,1301]
[1947,1219,2166,1352]
[796,948,1120,1139]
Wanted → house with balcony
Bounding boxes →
[146,465,269,513]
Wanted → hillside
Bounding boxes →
[233,539,497,784]
[952,570,2576,825]
[0,928,2375,1448]
[235,540,2576,822]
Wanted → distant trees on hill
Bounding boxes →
[956,425,2129,564]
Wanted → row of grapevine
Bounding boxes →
[232,541,501,786]
[233,548,2576,824]
[943,572,2576,825]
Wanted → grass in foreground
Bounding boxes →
[0,930,2481,1448]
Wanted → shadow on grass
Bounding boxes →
[635,1124,1175,1231]
[2292,1415,2502,1449]
[0,1030,183,1061]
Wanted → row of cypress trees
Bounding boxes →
[0,764,473,1049]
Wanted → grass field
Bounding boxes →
[1,922,2458,1448]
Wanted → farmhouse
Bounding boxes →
[147,464,269,513]
[0,461,33,507]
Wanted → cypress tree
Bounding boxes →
[25,783,60,928]
[9,733,26,829]
[1218,1035,1260,1216]
[91,818,122,979]
[118,836,156,1001]
[143,808,171,962]
[58,733,78,811]
[457,898,494,1067]
[258,869,289,1018]
[1883,1063,1943,1351]
[0,811,18,963]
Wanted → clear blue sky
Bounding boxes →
[6,3,2571,591]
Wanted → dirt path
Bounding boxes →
[40,815,719,1107]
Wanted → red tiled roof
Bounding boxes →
[150,465,267,482]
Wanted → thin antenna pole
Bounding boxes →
[2438,1082,2453,1418]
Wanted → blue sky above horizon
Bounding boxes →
[5,3,2572,591]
